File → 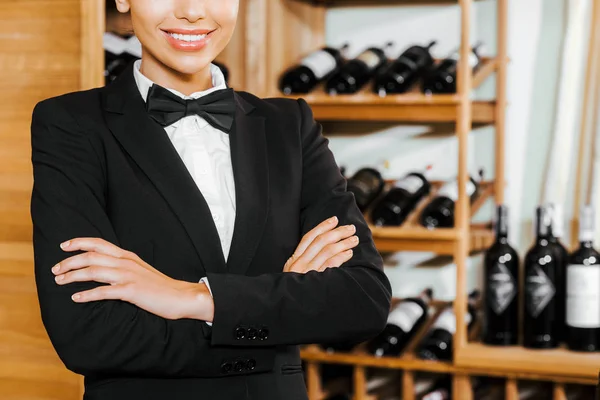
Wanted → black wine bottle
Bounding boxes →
[346,167,386,212]
[370,167,432,227]
[326,42,393,95]
[420,377,452,400]
[366,288,433,357]
[419,171,483,229]
[547,203,569,342]
[565,205,600,352]
[417,290,480,361]
[212,60,230,85]
[523,205,559,349]
[104,32,141,85]
[279,44,349,95]
[374,41,436,96]
[422,42,484,95]
[483,204,519,346]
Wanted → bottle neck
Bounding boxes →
[580,240,594,248]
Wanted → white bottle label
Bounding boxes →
[103,32,127,54]
[525,264,556,318]
[431,307,472,334]
[300,50,337,80]
[566,264,600,328]
[387,301,424,332]
[488,262,517,315]
[356,50,382,70]
[394,175,425,195]
[448,50,479,68]
[436,179,476,201]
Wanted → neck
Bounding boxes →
[140,53,213,96]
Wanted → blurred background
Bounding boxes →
[1,0,600,399]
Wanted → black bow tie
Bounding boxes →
[145,83,236,134]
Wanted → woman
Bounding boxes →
[30,1,392,399]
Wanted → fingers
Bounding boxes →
[70,284,130,303]
[52,250,136,276]
[55,265,127,286]
[317,249,354,272]
[292,216,339,259]
[307,234,359,272]
[59,237,133,260]
[294,223,357,268]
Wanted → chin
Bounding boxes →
[165,56,215,75]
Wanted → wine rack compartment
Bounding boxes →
[363,180,495,254]
[280,57,498,123]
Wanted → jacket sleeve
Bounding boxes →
[205,97,393,347]
[30,98,275,378]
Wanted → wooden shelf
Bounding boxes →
[279,57,498,123]
[456,343,600,385]
[365,180,495,254]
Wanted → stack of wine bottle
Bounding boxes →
[343,165,484,229]
[483,203,600,352]
[322,287,480,363]
[279,41,485,96]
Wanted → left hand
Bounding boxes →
[52,237,214,322]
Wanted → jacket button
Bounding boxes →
[234,327,246,340]
[221,361,232,374]
[233,360,244,372]
[247,327,258,340]
[246,358,256,370]
[258,328,269,340]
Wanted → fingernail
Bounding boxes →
[55,275,64,282]
[352,236,359,243]
[60,240,70,249]
[329,216,337,223]
[52,264,60,273]
[346,224,355,231]
[72,294,80,301]
[347,250,353,255]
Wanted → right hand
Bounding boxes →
[283,216,359,274]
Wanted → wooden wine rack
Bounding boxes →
[78,0,600,399]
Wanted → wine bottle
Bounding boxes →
[523,205,559,349]
[103,32,141,85]
[374,41,436,96]
[483,204,519,346]
[421,42,484,95]
[565,205,600,352]
[326,42,393,95]
[417,290,480,361]
[419,171,483,229]
[212,61,230,85]
[547,203,569,342]
[420,376,452,400]
[323,395,351,400]
[346,167,386,212]
[370,166,432,227]
[367,288,434,357]
[279,44,349,95]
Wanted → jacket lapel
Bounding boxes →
[100,61,270,277]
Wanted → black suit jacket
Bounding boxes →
[30,61,392,400]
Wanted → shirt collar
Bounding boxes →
[132,58,228,104]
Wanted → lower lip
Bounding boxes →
[162,30,214,52]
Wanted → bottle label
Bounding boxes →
[103,32,127,54]
[488,262,517,315]
[448,50,480,68]
[436,179,476,201]
[356,50,382,70]
[393,175,425,195]
[566,264,600,328]
[387,301,424,332]
[431,307,472,334]
[300,50,337,80]
[525,264,556,318]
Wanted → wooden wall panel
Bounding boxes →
[0,0,83,399]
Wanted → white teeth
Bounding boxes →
[168,32,207,42]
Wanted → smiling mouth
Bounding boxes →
[162,29,216,42]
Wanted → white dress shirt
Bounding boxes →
[133,58,234,324]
